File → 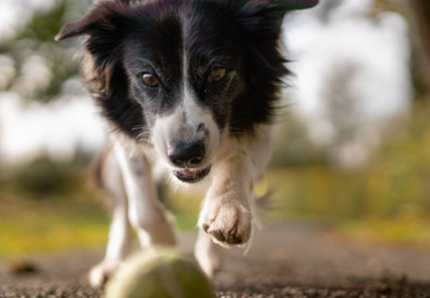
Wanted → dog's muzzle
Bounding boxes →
[168,142,211,183]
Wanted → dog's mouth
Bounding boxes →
[173,165,212,183]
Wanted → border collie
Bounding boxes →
[56,0,318,288]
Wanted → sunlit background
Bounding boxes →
[1,0,430,257]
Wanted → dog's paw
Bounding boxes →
[199,200,252,247]
[88,261,119,288]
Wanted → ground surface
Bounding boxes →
[2,224,430,298]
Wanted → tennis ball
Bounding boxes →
[105,248,216,298]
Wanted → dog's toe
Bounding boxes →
[210,230,226,242]
[88,261,119,288]
[199,200,251,247]
[226,235,242,245]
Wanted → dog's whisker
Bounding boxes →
[173,180,180,192]
[135,131,152,139]
[131,126,146,131]
[137,138,153,144]
[146,154,158,162]
[227,127,245,136]
[165,173,173,185]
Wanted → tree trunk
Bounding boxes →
[409,0,430,93]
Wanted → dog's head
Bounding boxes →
[57,0,318,183]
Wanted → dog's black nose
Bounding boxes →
[168,142,205,168]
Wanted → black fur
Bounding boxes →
[57,0,291,139]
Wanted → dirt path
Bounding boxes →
[2,224,430,297]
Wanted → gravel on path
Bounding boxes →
[2,224,430,298]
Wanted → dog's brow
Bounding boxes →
[127,58,163,75]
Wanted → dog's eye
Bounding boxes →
[208,68,226,83]
[141,73,159,87]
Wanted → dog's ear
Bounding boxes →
[251,0,319,10]
[249,0,318,19]
[274,0,319,10]
[55,3,123,41]
[55,18,91,41]
[245,0,318,25]
[55,2,128,81]
[56,2,144,138]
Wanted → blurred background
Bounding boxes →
[1,0,430,258]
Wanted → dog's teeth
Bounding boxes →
[173,165,212,183]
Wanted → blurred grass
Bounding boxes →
[1,102,430,256]
[339,220,430,246]
[0,158,109,257]
[0,199,109,257]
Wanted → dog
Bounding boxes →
[56,0,318,288]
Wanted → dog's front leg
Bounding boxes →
[196,129,272,276]
[113,140,177,248]
[89,148,133,288]
[198,152,255,248]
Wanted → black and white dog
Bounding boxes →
[56,0,318,287]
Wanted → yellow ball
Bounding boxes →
[105,248,216,298]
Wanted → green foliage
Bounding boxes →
[0,157,109,256]
[7,157,84,198]
[0,0,90,102]
[339,220,430,246]
[266,102,430,222]
[363,102,430,219]
[270,113,327,167]
[19,1,67,42]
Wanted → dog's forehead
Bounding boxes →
[185,4,242,48]
[122,11,183,77]
[124,2,242,68]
